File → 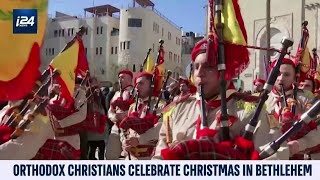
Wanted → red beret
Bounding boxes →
[190,34,249,80]
[253,78,266,85]
[191,34,218,62]
[118,69,133,78]
[134,71,153,84]
[270,58,296,69]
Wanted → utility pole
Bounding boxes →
[91,0,96,76]
[302,0,306,24]
[266,0,271,65]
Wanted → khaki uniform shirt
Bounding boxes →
[152,90,290,160]
[123,97,165,160]
[264,90,319,157]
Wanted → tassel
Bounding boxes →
[161,148,182,160]
[0,125,14,145]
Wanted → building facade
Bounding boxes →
[41,0,182,86]
[239,0,320,91]
[205,0,320,91]
[181,31,204,78]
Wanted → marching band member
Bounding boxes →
[33,80,88,160]
[121,72,165,160]
[106,70,133,160]
[153,38,289,160]
[263,59,317,159]
[0,100,50,160]
[0,80,87,160]
[176,76,197,100]
[299,76,315,93]
[166,81,179,104]
[253,78,265,94]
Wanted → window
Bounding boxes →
[52,48,55,55]
[46,48,48,56]
[62,29,65,37]
[71,28,74,35]
[169,52,172,61]
[49,48,51,55]
[54,30,58,37]
[100,26,103,34]
[120,42,123,50]
[176,37,180,45]
[123,41,126,50]
[111,47,114,54]
[174,54,177,62]
[168,32,171,40]
[153,22,159,33]
[96,27,99,34]
[115,47,118,54]
[133,64,136,72]
[100,47,102,55]
[68,28,71,36]
[127,41,130,49]
[58,30,61,37]
[111,28,119,36]
[128,18,142,27]
[96,47,98,55]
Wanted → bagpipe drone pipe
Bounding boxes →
[0,69,61,144]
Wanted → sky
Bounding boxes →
[48,0,207,34]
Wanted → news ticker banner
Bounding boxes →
[0,160,319,180]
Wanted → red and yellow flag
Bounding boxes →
[49,37,89,102]
[0,0,48,100]
[155,48,165,94]
[215,0,247,45]
[213,0,249,80]
[143,55,154,73]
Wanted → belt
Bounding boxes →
[130,145,155,158]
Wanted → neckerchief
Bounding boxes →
[194,88,237,139]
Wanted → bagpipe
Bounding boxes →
[110,78,135,112]
[119,40,171,135]
[278,84,316,142]
[47,71,108,136]
[0,69,61,144]
[259,99,320,159]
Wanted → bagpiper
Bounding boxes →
[106,69,134,159]
[120,71,166,160]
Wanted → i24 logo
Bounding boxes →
[15,16,35,27]
[13,9,37,34]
